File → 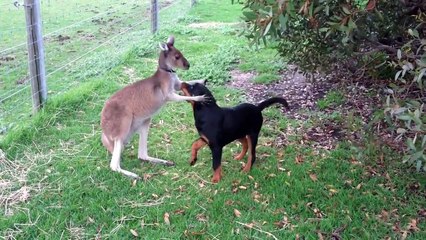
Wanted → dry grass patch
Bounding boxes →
[0,149,50,216]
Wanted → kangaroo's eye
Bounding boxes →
[175,55,181,60]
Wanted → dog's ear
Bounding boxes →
[159,42,169,52]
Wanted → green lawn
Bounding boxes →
[1,0,425,239]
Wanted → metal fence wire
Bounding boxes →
[0,0,197,137]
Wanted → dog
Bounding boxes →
[100,36,206,179]
[181,82,289,183]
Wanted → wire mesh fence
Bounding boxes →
[0,0,196,139]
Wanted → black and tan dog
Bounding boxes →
[181,83,289,183]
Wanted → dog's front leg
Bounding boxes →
[189,138,207,165]
[210,146,223,183]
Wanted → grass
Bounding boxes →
[317,91,345,110]
[1,0,425,239]
[0,0,186,138]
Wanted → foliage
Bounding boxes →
[237,0,426,171]
[317,91,345,110]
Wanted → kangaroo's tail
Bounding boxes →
[257,97,289,111]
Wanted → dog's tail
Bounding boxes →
[257,97,289,111]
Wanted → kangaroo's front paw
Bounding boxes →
[195,95,207,102]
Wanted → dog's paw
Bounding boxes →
[242,163,251,173]
[211,176,221,183]
[189,157,197,166]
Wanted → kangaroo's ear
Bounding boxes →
[167,36,175,46]
[159,42,169,52]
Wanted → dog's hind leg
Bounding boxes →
[189,138,207,166]
[137,118,175,166]
[110,139,140,179]
[234,137,248,160]
[242,133,259,172]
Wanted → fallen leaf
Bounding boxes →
[87,216,95,224]
[248,175,254,180]
[164,212,170,225]
[356,183,362,190]
[143,173,153,181]
[407,219,420,232]
[239,186,247,190]
[401,230,408,240]
[329,188,338,194]
[309,173,318,182]
[274,216,290,229]
[152,193,159,199]
[295,155,304,164]
[234,209,241,218]
[130,229,138,237]
[196,213,208,222]
[132,179,137,186]
[198,181,205,188]
[243,222,255,229]
[378,210,389,221]
[174,209,185,215]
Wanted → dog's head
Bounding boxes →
[181,82,216,105]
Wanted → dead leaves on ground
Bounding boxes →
[163,212,170,225]
[295,155,304,164]
[234,209,242,218]
[309,173,318,182]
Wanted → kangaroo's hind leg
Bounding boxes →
[137,118,175,166]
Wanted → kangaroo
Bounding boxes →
[101,36,206,179]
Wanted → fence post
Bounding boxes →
[24,0,47,112]
[191,0,197,7]
[151,0,158,33]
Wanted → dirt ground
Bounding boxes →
[227,65,397,151]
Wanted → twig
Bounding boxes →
[236,221,278,240]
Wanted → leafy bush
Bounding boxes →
[236,0,425,171]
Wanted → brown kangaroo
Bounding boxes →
[101,36,206,179]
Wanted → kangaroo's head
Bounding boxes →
[158,36,190,71]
